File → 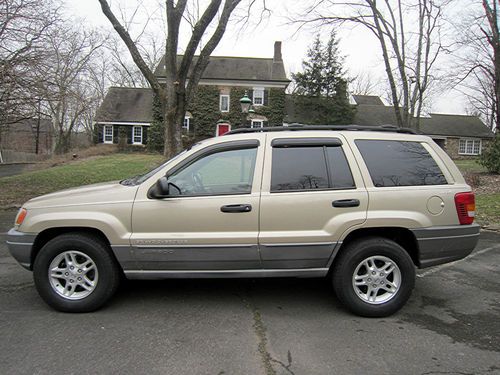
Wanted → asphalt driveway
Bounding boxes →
[0,209,499,374]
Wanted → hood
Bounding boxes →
[24,181,139,209]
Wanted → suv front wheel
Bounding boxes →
[332,237,415,317]
[33,233,121,312]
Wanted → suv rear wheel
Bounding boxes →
[33,233,121,312]
[332,237,415,317]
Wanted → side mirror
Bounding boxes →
[148,176,181,199]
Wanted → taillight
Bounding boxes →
[454,192,475,225]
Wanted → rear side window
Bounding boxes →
[355,140,447,187]
[271,145,355,192]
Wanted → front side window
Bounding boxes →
[355,140,447,187]
[133,126,143,144]
[104,125,113,143]
[253,88,264,105]
[271,144,355,192]
[220,94,230,112]
[169,148,257,196]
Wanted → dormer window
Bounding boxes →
[253,88,264,106]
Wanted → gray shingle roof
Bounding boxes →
[154,55,289,82]
[352,95,385,105]
[94,87,153,123]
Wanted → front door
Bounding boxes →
[131,139,264,271]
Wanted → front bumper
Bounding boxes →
[6,228,37,270]
[411,224,480,268]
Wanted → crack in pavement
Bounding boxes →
[241,288,295,375]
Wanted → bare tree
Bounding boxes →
[455,0,499,131]
[350,70,380,95]
[33,26,104,153]
[0,0,60,128]
[98,0,266,157]
[293,0,449,130]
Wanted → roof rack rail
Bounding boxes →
[225,124,417,135]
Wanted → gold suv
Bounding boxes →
[6,126,480,317]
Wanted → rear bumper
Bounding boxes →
[411,224,480,268]
[6,228,36,270]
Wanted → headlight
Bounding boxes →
[15,208,27,226]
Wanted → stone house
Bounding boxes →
[94,41,290,145]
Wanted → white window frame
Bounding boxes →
[219,94,230,112]
[459,138,482,155]
[103,125,113,144]
[132,126,143,145]
[252,88,264,106]
[183,117,190,132]
[251,120,264,128]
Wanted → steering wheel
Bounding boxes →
[192,172,205,192]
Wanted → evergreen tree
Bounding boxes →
[291,31,355,124]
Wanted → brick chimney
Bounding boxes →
[274,41,282,62]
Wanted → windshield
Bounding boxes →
[120,148,191,186]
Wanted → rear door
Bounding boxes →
[258,134,368,269]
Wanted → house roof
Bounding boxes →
[94,87,153,123]
[352,95,385,106]
[420,113,494,138]
[353,104,494,138]
[154,55,289,83]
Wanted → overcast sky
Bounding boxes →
[65,0,468,115]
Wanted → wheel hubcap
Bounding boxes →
[48,251,98,300]
[352,255,401,304]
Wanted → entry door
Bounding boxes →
[258,135,368,269]
[131,140,264,271]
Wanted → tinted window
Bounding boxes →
[327,147,355,189]
[271,147,329,191]
[355,140,447,187]
[170,148,257,195]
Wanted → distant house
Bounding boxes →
[351,95,495,159]
[94,41,290,145]
[0,118,53,161]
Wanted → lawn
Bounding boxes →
[0,154,163,208]
[454,159,487,173]
[476,193,500,227]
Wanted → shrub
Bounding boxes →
[480,135,500,174]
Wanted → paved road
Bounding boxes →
[0,209,499,375]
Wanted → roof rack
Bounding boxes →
[225,124,417,135]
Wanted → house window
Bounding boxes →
[251,120,264,128]
[104,125,113,143]
[253,88,264,106]
[183,117,190,131]
[133,126,143,144]
[459,139,481,155]
[220,94,230,112]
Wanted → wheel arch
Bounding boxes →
[30,227,115,271]
[331,227,420,269]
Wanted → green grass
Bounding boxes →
[0,154,163,207]
[476,193,500,226]
[454,159,487,174]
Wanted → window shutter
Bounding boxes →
[113,125,118,144]
[264,89,269,106]
[97,125,103,143]
[127,126,133,144]
[248,89,253,102]
[143,127,148,144]
[263,120,269,127]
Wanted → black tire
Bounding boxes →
[332,237,415,317]
[33,233,121,313]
